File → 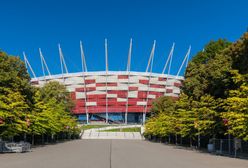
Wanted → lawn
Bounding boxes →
[100,127,141,132]
[80,125,110,130]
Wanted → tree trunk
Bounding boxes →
[51,134,54,142]
[198,134,201,149]
[32,134,34,145]
[190,137,192,147]
[42,134,44,144]
[46,135,49,143]
[24,133,27,142]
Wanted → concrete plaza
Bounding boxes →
[0,140,247,168]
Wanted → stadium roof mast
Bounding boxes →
[58,44,69,81]
[125,38,133,124]
[39,48,51,81]
[23,52,37,80]
[80,41,88,72]
[126,38,132,72]
[162,43,175,96]
[186,46,191,67]
[80,41,89,124]
[162,43,175,75]
[176,45,191,77]
[105,39,109,123]
[143,40,156,124]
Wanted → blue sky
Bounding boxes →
[0,0,247,77]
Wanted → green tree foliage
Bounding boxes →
[149,96,175,117]
[227,33,248,74]
[0,89,29,138]
[145,32,248,142]
[0,51,32,138]
[29,82,79,141]
[176,93,196,138]
[222,71,248,140]
[183,39,232,99]
[145,96,177,137]
[40,81,74,111]
[0,51,79,141]
[192,95,220,137]
[145,113,175,137]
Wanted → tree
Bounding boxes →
[145,96,177,139]
[28,81,78,143]
[144,32,248,145]
[40,81,74,111]
[192,95,220,137]
[149,96,175,117]
[176,94,196,139]
[0,88,29,138]
[0,51,32,139]
[0,51,79,142]
[222,71,248,141]
[227,33,248,75]
[183,39,231,99]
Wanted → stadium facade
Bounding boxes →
[26,39,190,124]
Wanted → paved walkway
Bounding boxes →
[0,140,247,168]
[81,125,143,140]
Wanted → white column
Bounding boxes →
[105,39,109,124]
[143,40,156,125]
[80,41,89,124]
[125,38,132,124]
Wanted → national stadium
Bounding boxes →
[24,39,190,124]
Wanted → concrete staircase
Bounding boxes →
[81,125,143,140]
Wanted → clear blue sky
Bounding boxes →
[0,0,247,77]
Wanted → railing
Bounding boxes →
[145,136,248,159]
[209,138,248,158]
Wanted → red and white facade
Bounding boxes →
[31,71,183,123]
[26,39,190,124]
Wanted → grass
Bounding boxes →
[100,127,141,132]
[80,125,110,130]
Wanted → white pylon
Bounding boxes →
[58,44,69,75]
[176,45,191,77]
[80,41,88,72]
[144,40,156,125]
[23,52,37,80]
[39,48,51,79]
[80,41,89,124]
[105,39,108,123]
[162,43,175,74]
[125,38,133,124]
